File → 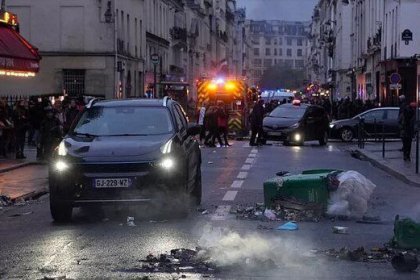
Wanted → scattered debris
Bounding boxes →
[257,224,274,230]
[391,253,418,272]
[356,215,384,224]
[126,216,136,227]
[332,226,349,234]
[0,195,12,206]
[136,247,217,274]
[350,150,368,161]
[42,276,70,280]
[231,203,267,220]
[8,211,33,217]
[263,209,277,221]
[14,198,27,206]
[272,196,323,222]
[276,221,298,231]
[207,161,213,164]
[149,220,168,223]
[201,210,209,215]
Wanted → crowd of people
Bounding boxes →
[0,97,84,160]
[197,101,231,147]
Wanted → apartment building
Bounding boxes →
[245,20,309,87]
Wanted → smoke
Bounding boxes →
[197,225,314,270]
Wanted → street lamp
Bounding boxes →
[104,1,113,23]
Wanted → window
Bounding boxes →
[252,36,260,45]
[253,48,260,56]
[73,107,173,136]
[297,49,303,57]
[274,49,277,56]
[287,49,292,56]
[265,37,271,45]
[265,48,271,55]
[297,38,303,46]
[279,38,283,45]
[285,59,293,67]
[295,60,304,68]
[63,69,85,96]
[362,110,384,121]
[279,48,283,56]
[264,59,272,67]
[287,38,292,45]
[253,59,262,66]
[273,39,277,45]
[174,104,188,130]
[386,109,399,121]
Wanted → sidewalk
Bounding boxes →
[354,140,420,187]
[0,146,47,201]
[0,146,39,173]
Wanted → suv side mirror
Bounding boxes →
[187,123,201,136]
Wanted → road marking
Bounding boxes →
[237,171,248,179]
[222,190,238,201]
[248,153,257,158]
[241,164,252,170]
[251,149,258,154]
[230,180,244,189]
[211,205,232,221]
[245,158,254,164]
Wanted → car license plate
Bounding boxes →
[94,178,131,188]
[269,131,283,136]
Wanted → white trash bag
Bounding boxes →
[327,171,376,218]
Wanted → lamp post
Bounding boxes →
[104,1,118,99]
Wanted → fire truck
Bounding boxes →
[196,78,251,137]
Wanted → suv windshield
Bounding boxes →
[269,105,306,119]
[72,106,173,136]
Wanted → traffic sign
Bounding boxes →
[390,73,401,84]
[390,83,402,90]
[151,53,160,64]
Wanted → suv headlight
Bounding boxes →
[329,123,335,128]
[54,160,69,172]
[159,157,175,170]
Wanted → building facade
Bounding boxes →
[245,20,310,87]
[2,0,247,101]
[308,0,420,105]
[4,0,146,99]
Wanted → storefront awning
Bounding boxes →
[0,24,41,73]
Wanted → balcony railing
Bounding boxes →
[170,27,187,42]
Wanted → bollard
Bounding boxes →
[382,122,385,158]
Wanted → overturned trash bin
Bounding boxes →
[264,169,339,209]
[391,215,420,249]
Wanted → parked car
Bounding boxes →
[329,107,400,141]
[263,102,330,145]
[49,97,202,222]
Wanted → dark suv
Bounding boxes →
[263,103,330,145]
[49,97,202,222]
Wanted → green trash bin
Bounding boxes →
[264,169,339,209]
[391,215,420,249]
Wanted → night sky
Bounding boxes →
[237,0,318,21]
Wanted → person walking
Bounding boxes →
[204,103,223,147]
[64,99,79,134]
[217,101,230,147]
[13,100,29,159]
[249,99,265,146]
[40,106,62,160]
[400,102,416,161]
[197,102,207,145]
[398,95,407,152]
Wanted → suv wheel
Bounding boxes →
[50,195,72,223]
[340,127,354,142]
[319,131,328,146]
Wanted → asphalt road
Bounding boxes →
[1,141,420,279]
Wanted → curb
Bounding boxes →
[12,187,49,202]
[0,161,44,174]
[355,149,420,188]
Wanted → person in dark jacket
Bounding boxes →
[13,100,29,159]
[249,99,265,146]
[400,102,416,161]
[217,101,230,147]
[64,99,79,134]
[40,107,62,160]
[204,104,223,147]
